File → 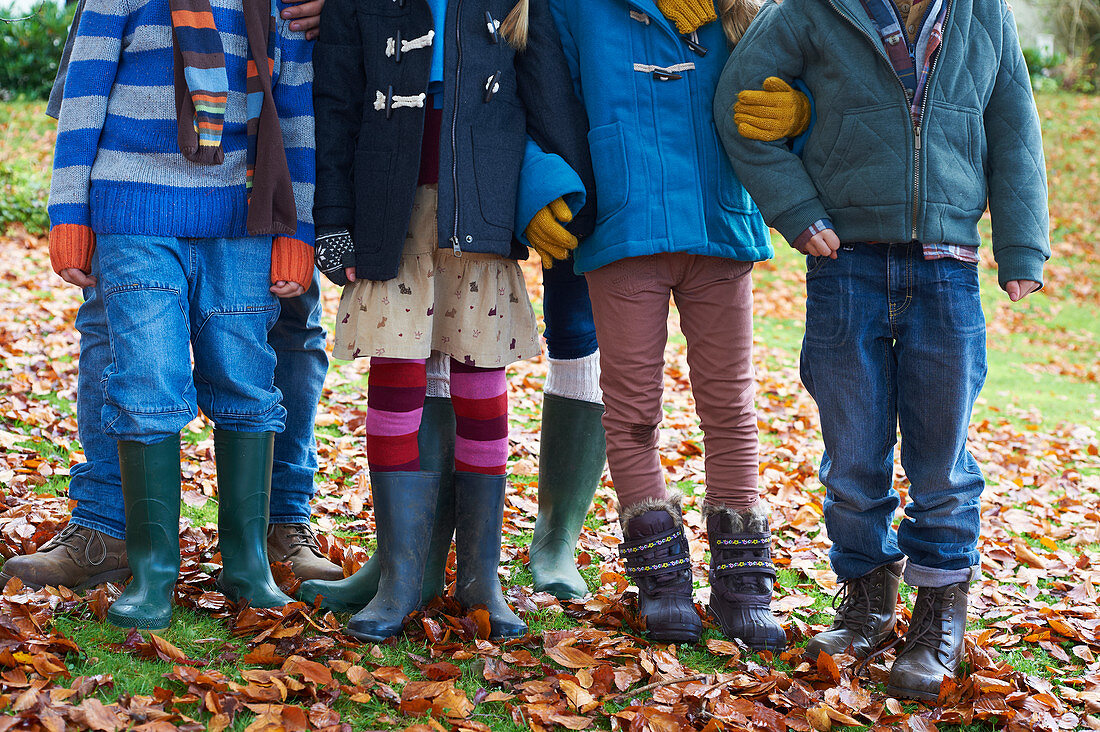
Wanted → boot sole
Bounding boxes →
[0,568,132,593]
[105,609,171,632]
[346,624,404,644]
[885,683,942,702]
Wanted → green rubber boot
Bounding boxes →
[455,472,527,639]
[346,471,442,642]
[298,397,457,612]
[530,395,606,600]
[106,435,182,631]
[213,430,294,608]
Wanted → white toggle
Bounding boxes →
[385,30,435,58]
[632,62,697,75]
[374,91,427,112]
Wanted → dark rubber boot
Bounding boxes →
[346,471,442,642]
[106,436,182,631]
[454,472,527,639]
[530,395,606,600]
[619,496,702,644]
[705,502,786,651]
[298,397,456,611]
[887,581,970,701]
[805,560,904,660]
[213,430,294,608]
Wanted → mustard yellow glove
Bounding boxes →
[526,198,578,270]
[733,77,811,142]
[655,0,717,34]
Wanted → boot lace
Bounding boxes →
[903,588,953,663]
[278,523,324,557]
[832,571,882,633]
[41,524,108,567]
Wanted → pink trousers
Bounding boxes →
[585,253,760,512]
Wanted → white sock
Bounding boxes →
[426,350,450,398]
[545,350,603,404]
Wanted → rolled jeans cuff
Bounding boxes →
[68,515,126,541]
[903,561,978,588]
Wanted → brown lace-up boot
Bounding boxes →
[886,581,970,701]
[267,523,344,581]
[805,560,904,660]
[0,524,129,590]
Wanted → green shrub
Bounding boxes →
[0,161,50,234]
[0,2,74,101]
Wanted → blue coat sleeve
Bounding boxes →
[514,137,586,247]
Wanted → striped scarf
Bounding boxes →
[171,0,297,235]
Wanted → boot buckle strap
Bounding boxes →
[713,535,769,547]
[712,559,776,579]
[624,553,691,578]
[620,527,681,555]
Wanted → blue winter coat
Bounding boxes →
[547,0,773,274]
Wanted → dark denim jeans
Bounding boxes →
[799,243,986,588]
[542,256,598,360]
[69,247,327,539]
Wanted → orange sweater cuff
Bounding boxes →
[49,224,96,275]
[271,237,314,290]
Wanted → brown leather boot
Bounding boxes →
[805,560,904,660]
[886,581,970,701]
[266,523,344,582]
[0,524,130,591]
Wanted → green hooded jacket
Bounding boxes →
[714,0,1050,288]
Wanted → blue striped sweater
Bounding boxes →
[47,0,315,273]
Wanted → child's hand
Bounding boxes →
[1005,280,1041,302]
[795,229,841,259]
[526,198,578,269]
[58,268,96,288]
[734,77,812,142]
[281,0,325,40]
[271,280,305,298]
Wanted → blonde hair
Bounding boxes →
[717,0,764,46]
[501,0,530,50]
[502,0,762,51]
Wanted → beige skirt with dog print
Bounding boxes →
[333,185,540,368]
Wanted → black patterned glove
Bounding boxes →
[315,230,355,286]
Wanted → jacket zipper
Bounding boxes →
[449,0,464,256]
[824,0,952,241]
[911,0,952,239]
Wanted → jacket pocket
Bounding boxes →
[923,102,986,213]
[713,124,756,214]
[814,103,907,210]
[353,149,395,251]
[471,128,523,233]
[587,122,630,225]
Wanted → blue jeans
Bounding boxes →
[542,256,598,360]
[799,243,987,588]
[71,240,327,538]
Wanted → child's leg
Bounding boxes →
[365,357,428,472]
[188,236,289,609]
[800,244,909,661]
[886,247,985,699]
[585,255,701,643]
[673,257,759,510]
[672,254,784,650]
[894,255,986,585]
[449,360,508,475]
[96,233,197,630]
[583,258,673,510]
[448,359,526,638]
[533,260,606,600]
[798,246,906,581]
